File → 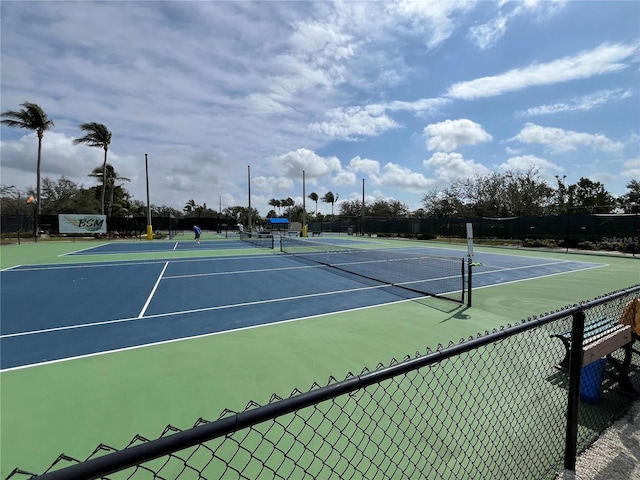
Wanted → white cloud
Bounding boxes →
[274,148,342,180]
[252,176,294,194]
[333,170,357,186]
[309,97,449,140]
[622,158,640,178]
[446,42,638,100]
[423,119,492,152]
[0,131,137,189]
[511,123,625,153]
[348,156,381,176]
[469,0,567,50]
[516,89,634,117]
[386,0,476,49]
[1,1,636,215]
[370,162,434,192]
[469,16,508,50]
[498,155,563,174]
[423,152,490,182]
[309,106,400,140]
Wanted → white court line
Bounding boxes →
[1,265,23,272]
[1,258,608,372]
[173,242,178,251]
[0,283,414,340]
[58,243,110,256]
[474,259,584,274]
[164,264,319,279]
[138,262,169,318]
[59,243,261,257]
[472,262,607,288]
[0,295,426,373]
[0,253,278,272]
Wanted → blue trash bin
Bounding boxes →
[580,358,606,404]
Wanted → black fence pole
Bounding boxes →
[564,310,585,472]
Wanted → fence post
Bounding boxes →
[564,309,585,472]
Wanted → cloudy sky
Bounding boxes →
[1,0,639,216]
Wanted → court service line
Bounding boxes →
[138,262,169,318]
[164,264,319,279]
[473,260,607,280]
[173,242,179,250]
[473,263,607,288]
[2,253,277,272]
[0,296,427,373]
[1,283,418,340]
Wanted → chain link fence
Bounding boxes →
[5,286,640,480]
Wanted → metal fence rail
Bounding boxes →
[6,286,640,480]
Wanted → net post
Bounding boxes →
[467,259,472,307]
[466,222,473,307]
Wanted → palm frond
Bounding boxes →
[73,122,112,149]
[1,102,54,132]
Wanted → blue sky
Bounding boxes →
[1,0,638,216]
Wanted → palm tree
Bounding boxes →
[73,122,112,214]
[184,199,197,215]
[308,192,319,216]
[1,102,54,238]
[89,164,130,216]
[322,191,339,216]
[283,197,295,220]
[268,198,281,215]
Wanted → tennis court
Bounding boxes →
[1,233,638,476]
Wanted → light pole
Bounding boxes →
[145,154,153,240]
[302,170,307,237]
[631,202,638,257]
[247,165,252,232]
[361,178,365,236]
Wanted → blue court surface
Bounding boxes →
[0,246,603,370]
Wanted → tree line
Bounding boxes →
[2,102,638,229]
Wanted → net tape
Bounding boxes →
[280,236,465,303]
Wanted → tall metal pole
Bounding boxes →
[247,165,252,232]
[632,202,638,257]
[361,178,365,236]
[145,154,153,240]
[302,170,307,237]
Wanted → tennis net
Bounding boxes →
[280,236,466,303]
[240,231,275,249]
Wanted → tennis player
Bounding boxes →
[193,225,202,244]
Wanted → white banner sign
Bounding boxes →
[59,214,107,234]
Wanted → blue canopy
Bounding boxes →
[267,218,289,225]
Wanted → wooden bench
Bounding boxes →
[551,312,638,397]
[551,317,618,371]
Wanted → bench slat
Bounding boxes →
[582,325,633,367]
